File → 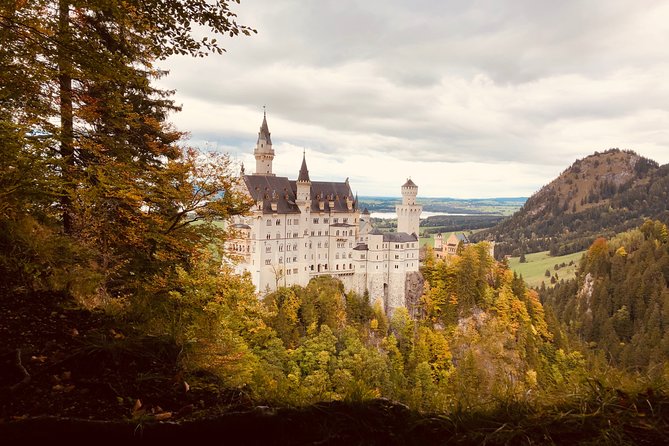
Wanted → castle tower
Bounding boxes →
[396,178,422,236]
[254,110,275,175]
[296,151,311,206]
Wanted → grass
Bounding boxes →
[508,250,585,288]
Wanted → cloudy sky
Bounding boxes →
[159,0,669,198]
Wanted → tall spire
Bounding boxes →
[298,149,310,182]
[258,106,272,145]
[254,107,275,175]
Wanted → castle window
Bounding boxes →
[279,244,283,252]
[336,253,339,259]
[318,242,322,248]
[318,231,322,236]
[276,233,280,239]
[324,218,329,224]
[293,257,297,262]
[287,219,291,226]
[349,263,352,269]
[266,220,271,226]
[325,231,328,235]
[293,268,298,274]
[325,242,328,248]
[348,253,352,258]
[276,219,280,225]
[265,259,271,265]
[336,230,340,236]
[343,218,348,223]
[333,218,338,223]
[336,265,339,270]
[313,218,319,224]
[266,234,271,239]
[279,258,282,263]
[265,246,271,253]
[294,219,299,225]
[395,265,399,269]
[311,231,315,236]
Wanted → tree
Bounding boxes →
[1,1,255,298]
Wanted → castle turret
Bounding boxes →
[254,110,275,175]
[296,151,311,209]
[396,178,422,236]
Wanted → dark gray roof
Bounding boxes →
[331,222,355,227]
[369,228,383,235]
[456,233,470,243]
[305,180,355,213]
[298,153,310,182]
[383,232,418,243]
[353,243,368,251]
[243,175,300,214]
[232,223,251,229]
[243,175,356,215]
[362,207,370,215]
[402,178,417,188]
[258,112,272,145]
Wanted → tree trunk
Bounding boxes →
[58,0,74,234]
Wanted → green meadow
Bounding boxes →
[508,250,585,288]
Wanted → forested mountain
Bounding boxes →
[472,149,669,258]
[541,220,669,370]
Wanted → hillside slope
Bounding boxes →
[473,149,669,257]
[540,220,669,370]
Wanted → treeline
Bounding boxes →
[541,220,669,371]
[420,215,504,234]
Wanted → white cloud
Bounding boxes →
[158,0,669,197]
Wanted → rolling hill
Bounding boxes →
[472,149,669,258]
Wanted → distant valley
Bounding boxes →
[358,196,526,216]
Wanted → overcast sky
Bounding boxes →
[159,0,669,198]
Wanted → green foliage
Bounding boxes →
[542,220,669,371]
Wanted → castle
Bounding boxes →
[227,113,423,312]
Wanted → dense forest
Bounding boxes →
[541,220,669,371]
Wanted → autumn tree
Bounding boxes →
[0,1,255,298]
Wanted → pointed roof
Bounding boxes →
[402,178,417,188]
[258,110,272,145]
[298,151,310,182]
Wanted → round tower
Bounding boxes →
[401,178,418,205]
[396,178,422,236]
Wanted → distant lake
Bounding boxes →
[370,211,473,219]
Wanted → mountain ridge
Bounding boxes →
[472,148,669,257]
